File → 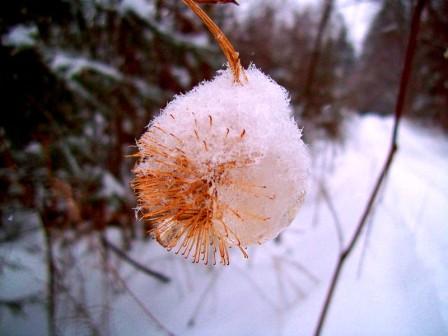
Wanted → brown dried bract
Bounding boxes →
[132,127,252,265]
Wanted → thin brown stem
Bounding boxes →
[313,0,427,334]
[194,0,239,4]
[102,249,175,336]
[101,236,171,284]
[56,281,102,336]
[187,271,221,327]
[302,0,334,118]
[43,224,57,336]
[356,174,389,277]
[182,0,246,83]
[319,183,344,251]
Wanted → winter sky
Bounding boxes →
[235,0,381,54]
[120,0,381,54]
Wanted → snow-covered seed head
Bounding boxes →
[132,66,309,265]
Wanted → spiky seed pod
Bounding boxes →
[132,66,309,265]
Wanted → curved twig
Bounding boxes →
[313,0,427,334]
[183,0,246,83]
[101,250,175,336]
[101,237,171,284]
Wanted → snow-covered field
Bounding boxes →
[1,115,447,335]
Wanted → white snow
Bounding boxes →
[49,52,163,101]
[100,172,127,199]
[336,0,381,54]
[2,24,38,48]
[50,53,123,80]
[1,115,447,335]
[119,0,155,18]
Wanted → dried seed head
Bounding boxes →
[132,66,309,265]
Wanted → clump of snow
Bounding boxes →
[24,142,43,155]
[100,172,127,198]
[50,53,123,80]
[2,24,37,48]
[49,52,163,102]
[134,66,309,252]
[119,0,155,18]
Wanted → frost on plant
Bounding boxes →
[132,66,309,265]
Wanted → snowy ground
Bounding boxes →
[1,115,447,335]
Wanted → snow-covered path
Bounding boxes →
[1,115,447,336]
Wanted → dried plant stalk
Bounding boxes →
[194,0,239,4]
[194,0,238,5]
[183,0,246,83]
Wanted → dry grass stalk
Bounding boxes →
[183,0,246,83]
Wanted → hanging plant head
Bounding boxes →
[132,0,310,265]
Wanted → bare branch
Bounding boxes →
[102,253,175,336]
[187,271,221,327]
[319,183,344,251]
[43,224,57,336]
[101,237,171,284]
[356,174,390,277]
[302,0,334,118]
[194,0,239,5]
[0,293,42,315]
[313,0,428,334]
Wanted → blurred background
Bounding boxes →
[0,0,447,335]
